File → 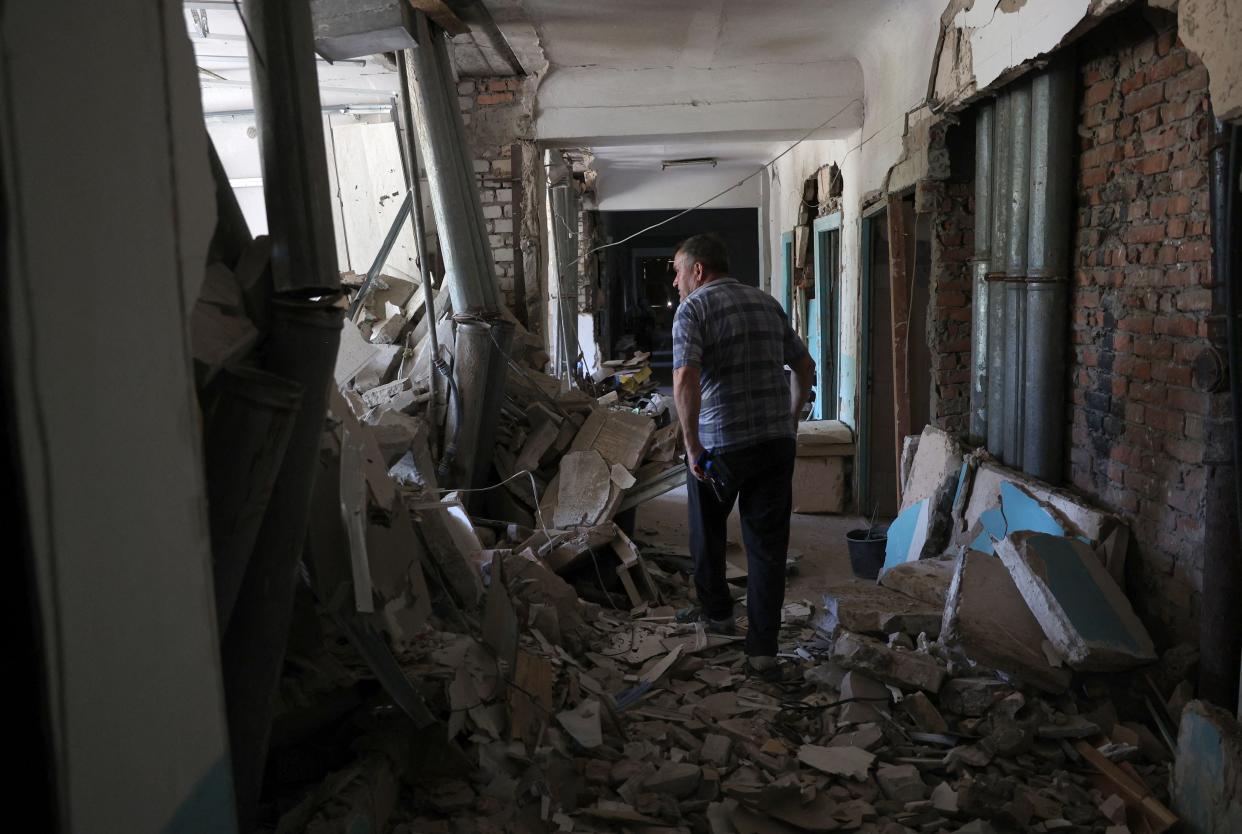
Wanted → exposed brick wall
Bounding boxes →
[925,178,975,437]
[1070,19,1213,641]
[456,77,539,330]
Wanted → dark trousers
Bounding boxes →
[687,437,796,657]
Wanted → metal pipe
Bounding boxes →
[985,92,1012,456]
[1201,114,1242,713]
[348,189,413,319]
[1023,63,1075,482]
[397,49,458,470]
[1002,80,1032,469]
[969,101,995,443]
[408,11,502,314]
[223,297,342,828]
[241,0,340,296]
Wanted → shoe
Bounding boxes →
[674,606,736,635]
[746,655,800,683]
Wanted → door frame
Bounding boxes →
[779,231,794,314]
[858,203,888,514]
[811,212,841,419]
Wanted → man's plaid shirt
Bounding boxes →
[673,277,809,452]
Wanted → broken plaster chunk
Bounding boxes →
[879,557,957,608]
[901,691,949,734]
[553,450,613,528]
[797,744,875,780]
[832,631,947,694]
[556,698,603,749]
[816,583,942,639]
[642,761,702,798]
[938,677,1013,717]
[931,781,959,813]
[996,531,1156,671]
[876,764,928,804]
[941,550,1072,694]
[699,733,733,768]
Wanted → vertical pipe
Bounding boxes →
[970,102,995,443]
[1002,80,1032,469]
[1023,63,1075,482]
[242,0,339,296]
[223,298,342,828]
[407,13,501,315]
[1201,115,1242,713]
[986,93,1012,456]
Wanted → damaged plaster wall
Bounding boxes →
[1177,0,1242,121]
[930,0,1134,111]
[2,0,234,829]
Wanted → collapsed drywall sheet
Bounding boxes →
[959,462,1115,548]
[883,499,930,573]
[996,531,1156,670]
[554,450,613,528]
[968,481,1068,555]
[941,551,1071,693]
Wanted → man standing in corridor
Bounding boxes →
[671,233,815,680]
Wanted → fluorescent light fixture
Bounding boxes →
[661,157,718,170]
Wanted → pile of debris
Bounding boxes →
[264,402,1193,834]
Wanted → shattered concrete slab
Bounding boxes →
[831,631,947,693]
[899,425,964,554]
[553,450,613,528]
[814,582,942,639]
[878,557,956,608]
[1172,699,1242,834]
[996,531,1156,671]
[941,550,1071,694]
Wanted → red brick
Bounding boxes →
[1176,288,1212,311]
[1081,166,1109,188]
[1165,65,1210,100]
[1165,436,1204,464]
[1153,315,1198,337]
[1168,387,1209,414]
[1149,52,1188,81]
[1084,80,1115,107]
[475,92,513,105]
[1177,240,1211,262]
[1124,83,1165,114]
[1124,223,1165,244]
[1152,361,1193,386]
[1138,153,1171,175]
[1117,314,1154,334]
[1166,218,1187,238]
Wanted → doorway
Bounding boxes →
[811,213,841,419]
[631,248,677,386]
[859,207,898,517]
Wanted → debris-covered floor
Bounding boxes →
[233,262,1206,834]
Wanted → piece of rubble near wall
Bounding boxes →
[996,531,1156,671]
[941,550,1072,693]
[1172,699,1242,833]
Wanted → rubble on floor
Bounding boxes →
[252,280,1192,834]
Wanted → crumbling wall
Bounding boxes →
[1069,16,1214,641]
[921,172,975,438]
[457,76,542,335]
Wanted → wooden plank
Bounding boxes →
[1075,741,1177,834]
[886,193,912,503]
[508,649,555,743]
[406,0,470,36]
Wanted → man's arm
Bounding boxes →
[674,365,708,480]
[789,353,815,422]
